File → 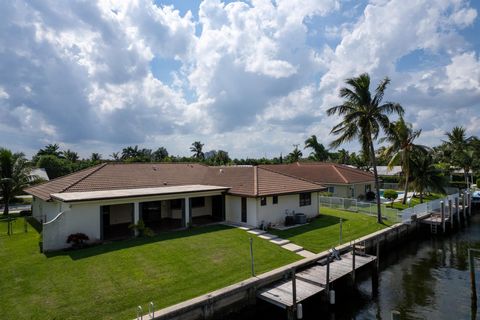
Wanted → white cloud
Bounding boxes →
[0,0,479,158]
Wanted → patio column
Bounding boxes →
[133,202,140,236]
[184,197,191,228]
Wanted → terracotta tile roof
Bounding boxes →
[25,163,325,201]
[24,164,107,201]
[260,162,375,185]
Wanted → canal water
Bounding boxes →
[232,210,480,319]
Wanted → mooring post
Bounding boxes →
[448,199,453,226]
[455,197,460,225]
[291,268,297,315]
[441,201,445,233]
[391,310,401,320]
[249,238,255,277]
[469,249,477,306]
[352,242,356,285]
[376,237,380,270]
[326,254,330,295]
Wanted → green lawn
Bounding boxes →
[270,207,394,253]
[390,193,443,210]
[0,218,300,320]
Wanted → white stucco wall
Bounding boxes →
[224,195,257,226]
[42,203,101,251]
[32,197,63,222]
[257,193,319,226]
[247,197,257,226]
[225,195,241,222]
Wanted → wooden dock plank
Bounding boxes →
[257,252,376,308]
[257,278,324,309]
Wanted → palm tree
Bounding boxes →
[90,153,102,163]
[190,141,205,160]
[445,126,475,188]
[287,145,302,163]
[304,135,329,161]
[110,152,120,161]
[336,149,350,164]
[381,117,427,204]
[409,152,446,203]
[327,73,404,223]
[37,144,63,158]
[0,149,32,215]
[63,149,79,163]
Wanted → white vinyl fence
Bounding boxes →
[400,192,461,223]
[319,196,401,223]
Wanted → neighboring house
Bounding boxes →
[260,162,376,199]
[30,168,50,181]
[375,166,402,176]
[25,163,325,251]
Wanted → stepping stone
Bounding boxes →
[248,229,267,235]
[258,233,278,240]
[238,226,252,231]
[281,243,304,253]
[270,238,290,246]
[296,250,316,258]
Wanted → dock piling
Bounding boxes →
[352,242,356,285]
[391,310,401,320]
[326,255,330,294]
[455,197,460,225]
[441,201,445,233]
[448,199,453,227]
[291,268,297,313]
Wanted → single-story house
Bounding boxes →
[260,162,376,199]
[25,163,325,251]
[30,168,50,181]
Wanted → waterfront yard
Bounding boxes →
[390,193,443,210]
[0,219,300,320]
[270,207,394,253]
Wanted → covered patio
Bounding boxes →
[51,185,229,241]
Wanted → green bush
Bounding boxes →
[383,189,398,207]
[128,219,155,237]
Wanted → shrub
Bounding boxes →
[66,233,89,249]
[319,192,333,197]
[128,219,155,237]
[366,191,376,201]
[383,189,398,207]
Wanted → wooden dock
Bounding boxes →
[257,252,376,309]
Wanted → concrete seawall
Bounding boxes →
[136,219,422,320]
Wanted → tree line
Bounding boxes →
[1,73,479,219]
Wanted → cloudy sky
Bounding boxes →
[1,0,479,159]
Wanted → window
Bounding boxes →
[191,197,205,208]
[327,186,335,194]
[260,197,267,206]
[299,193,311,206]
[272,195,278,204]
[170,199,182,210]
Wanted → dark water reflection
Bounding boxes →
[231,211,480,319]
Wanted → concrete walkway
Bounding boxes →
[225,223,315,258]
